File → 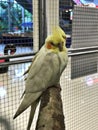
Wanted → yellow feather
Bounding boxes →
[53,26,66,39]
[45,26,66,45]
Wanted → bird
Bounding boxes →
[13,26,68,130]
[0,44,16,73]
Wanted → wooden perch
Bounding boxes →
[35,85,65,130]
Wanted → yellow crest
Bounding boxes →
[45,26,66,45]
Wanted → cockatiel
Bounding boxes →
[13,26,68,130]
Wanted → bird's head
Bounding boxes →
[45,26,66,52]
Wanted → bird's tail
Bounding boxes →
[13,92,42,119]
[27,99,40,130]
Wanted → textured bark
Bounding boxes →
[35,85,65,130]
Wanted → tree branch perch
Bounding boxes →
[35,85,65,130]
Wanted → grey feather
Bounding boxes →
[27,99,39,130]
[13,46,68,130]
[13,92,42,119]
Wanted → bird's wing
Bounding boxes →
[13,51,61,119]
[13,91,42,119]
[24,52,39,76]
[25,51,60,93]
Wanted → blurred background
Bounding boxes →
[0,0,98,130]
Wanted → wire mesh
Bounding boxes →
[60,1,98,130]
[59,0,72,48]
[61,57,98,130]
[0,0,98,130]
[0,0,33,55]
[0,63,30,130]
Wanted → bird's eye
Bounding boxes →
[50,42,54,46]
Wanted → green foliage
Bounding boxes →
[0,1,32,32]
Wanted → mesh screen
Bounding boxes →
[72,6,98,48]
[0,62,38,130]
[71,6,98,78]
[59,0,72,48]
[61,59,98,130]
[0,0,98,130]
[0,0,33,55]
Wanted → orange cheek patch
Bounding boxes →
[47,43,52,49]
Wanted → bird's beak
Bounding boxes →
[58,42,63,51]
